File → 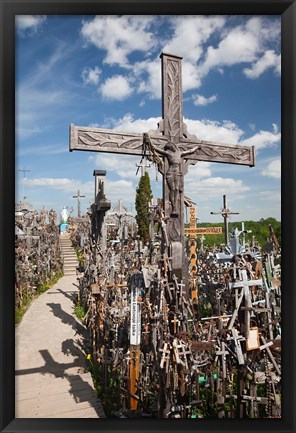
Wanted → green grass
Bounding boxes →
[73,304,86,321]
[15,272,63,325]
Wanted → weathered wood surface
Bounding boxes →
[15,274,105,418]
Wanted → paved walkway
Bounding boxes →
[15,275,105,418]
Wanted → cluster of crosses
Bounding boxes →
[69,54,281,420]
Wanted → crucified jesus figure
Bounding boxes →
[157,142,200,216]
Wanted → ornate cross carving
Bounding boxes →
[70,52,255,282]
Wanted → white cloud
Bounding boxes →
[272,123,279,134]
[243,50,281,79]
[185,118,244,144]
[261,158,281,179]
[24,178,93,194]
[181,61,202,92]
[164,16,226,64]
[16,15,46,34]
[81,66,101,85]
[81,16,155,68]
[100,75,133,100]
[192,93,217,106]
[94,154,140,179]
[106,113,161,134]
[200,17,280,79]
[134,58,162,99]
[186,162,212,180]
[186,176,250,200]
[21,177,138,211]
[240,129,281,151]
[105,179,136,203]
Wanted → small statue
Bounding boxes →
[61,207,69,224]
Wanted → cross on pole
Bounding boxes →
[72,189,85,218]
[70,52,255,283]
[18,167,31,199]
[210,195,240,245]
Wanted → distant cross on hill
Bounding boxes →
[18,166,31,199]
[210,194,240,245]
[73,189,85,218]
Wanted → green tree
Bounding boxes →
[135,172,153,243]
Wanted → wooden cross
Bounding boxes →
[72,189,85,218]
[185,205,222,237]
[260,336,281,375]
[170,315,181,334]
[159,342,170,369]
[210,194,240,244]
[70,52,255,281]
[231,328,246,365]
[227,270,262,337]
[215,342,229,381]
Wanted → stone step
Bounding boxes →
[63,263,78,269]
[64,271,76,276]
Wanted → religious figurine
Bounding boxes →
[61,207,69,224]
[156,141,200,216]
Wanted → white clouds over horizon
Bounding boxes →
[186,176,250,201]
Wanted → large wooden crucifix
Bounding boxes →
[70,52,255,282]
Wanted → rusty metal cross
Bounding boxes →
[70,52,255,282]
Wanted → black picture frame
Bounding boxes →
[1,1,295,432]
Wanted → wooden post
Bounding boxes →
[129,273,143,411]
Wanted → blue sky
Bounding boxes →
[15,15,281,223]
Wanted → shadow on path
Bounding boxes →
[46,302,86,335]
[16,339,104,417]
[46,288,77,302]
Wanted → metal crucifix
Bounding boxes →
[70,52,255,283]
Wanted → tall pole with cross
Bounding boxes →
[18,167,30,199]
[72,189,85,218]
[210,194,240,245]
[70,52,255,286]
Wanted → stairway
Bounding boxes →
[60,234,79,276]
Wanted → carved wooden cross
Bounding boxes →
[70,52,255,282]
[184,205,222,237]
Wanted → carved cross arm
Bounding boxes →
[178,138,255,167]
[70,124,167,157]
